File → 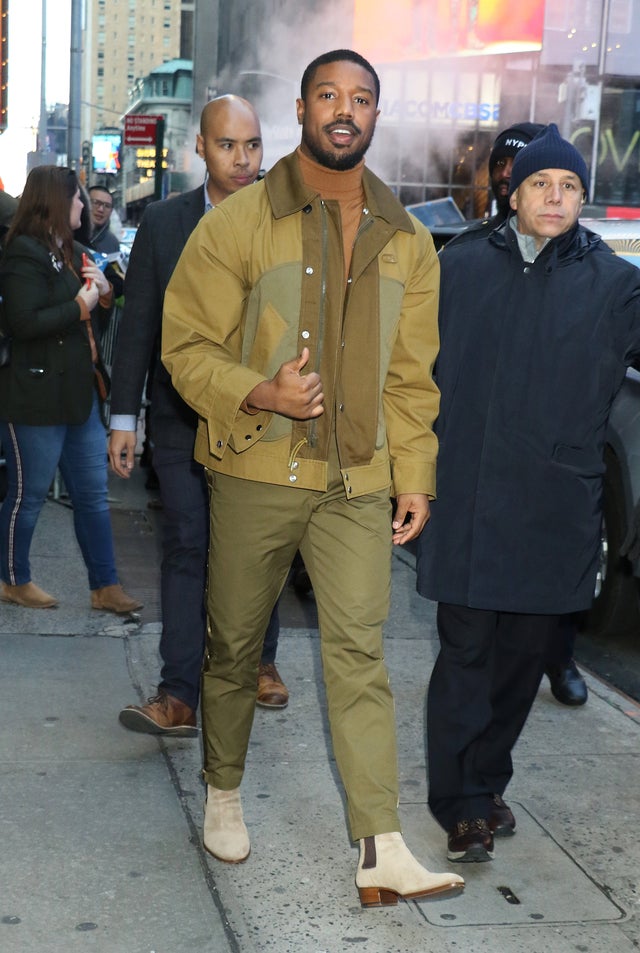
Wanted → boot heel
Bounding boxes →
[358,886,399,907]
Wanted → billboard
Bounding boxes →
[353,0,545,62]
[92,132,121,175]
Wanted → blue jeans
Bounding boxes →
[0,396,118,590]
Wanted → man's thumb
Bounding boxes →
[294,346,310,372]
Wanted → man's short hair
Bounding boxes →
[88,185,113,199]
[300,49,380,105]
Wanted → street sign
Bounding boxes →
[123,115,163,146]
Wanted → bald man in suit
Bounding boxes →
[109,96,287,737]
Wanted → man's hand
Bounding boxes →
[392,493,431,545]
[244,347,324,420]
[108,430,137,478]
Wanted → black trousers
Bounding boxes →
[152,445,280,710]
[427,603,559,831]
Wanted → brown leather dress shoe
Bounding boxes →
[90,584,143,614]
[256,662,289,709]
[118,691,198,737]
[1,581,59,609]
[447,819,494,862]
[488,794,516,837]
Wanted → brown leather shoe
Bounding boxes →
[90,584,143,614]
[256,662,289,709]
[488,794,516,837]
[118,691,198,736]
[0,581,59,608]
[447,819,494,862]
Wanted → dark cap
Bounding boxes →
[488,122,546,176]
[508,123,589,198]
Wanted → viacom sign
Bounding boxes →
[377,67,501,128]
[380,98,501,123]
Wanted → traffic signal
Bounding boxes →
[82,140,92,168]
[0,0,8,133]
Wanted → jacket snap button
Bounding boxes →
[305,266,314,275]
[289,474,297,483]
[216,440,223,448]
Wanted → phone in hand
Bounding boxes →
[81,252,92,289]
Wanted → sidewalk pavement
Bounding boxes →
[1,464,639,953]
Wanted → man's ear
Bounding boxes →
[296,98,305,126]
[509,191,518,211]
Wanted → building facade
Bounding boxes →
[80,0,190,148]
[121,59,193,219]
[196,0,640,218]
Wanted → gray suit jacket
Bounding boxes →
[110,186,203,449]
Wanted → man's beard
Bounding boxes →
[301,126,374,171]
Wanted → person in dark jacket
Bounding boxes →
[108,96,287,737]
[452,122,545,243]
[416,124,640,863]
[88,185,120,255]
[0,165,141,613]
[74,185,125,301]
[448,122,588,707]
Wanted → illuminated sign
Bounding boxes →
[124,114,163,146]
[135,147,168,183]
[378,68,501,128]
[92,132,121,174]
[353,0,544,62]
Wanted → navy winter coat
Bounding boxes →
[417,218,640,614]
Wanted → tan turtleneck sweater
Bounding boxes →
[297,148,365,281]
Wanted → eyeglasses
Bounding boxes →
[90,199,113,211]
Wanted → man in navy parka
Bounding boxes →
[416,124,640,863]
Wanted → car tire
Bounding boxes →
[585,445,640,638]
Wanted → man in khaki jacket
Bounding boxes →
[163,49,463,907]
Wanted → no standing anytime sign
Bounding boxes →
[123,115,163,146]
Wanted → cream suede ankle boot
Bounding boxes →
[356,832,464,907]
[203,785,250,863]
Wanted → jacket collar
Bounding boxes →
[491,213,602,267]
[264,151,415,234]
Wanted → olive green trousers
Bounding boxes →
[201,463,401,841]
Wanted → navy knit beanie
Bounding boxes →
[508,123,589,198]
[488,122,545,175]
